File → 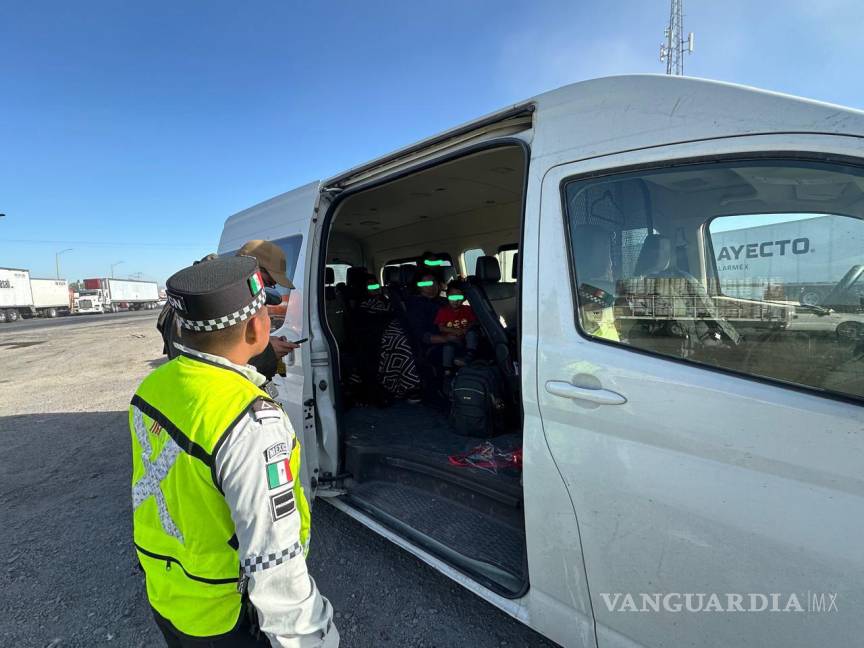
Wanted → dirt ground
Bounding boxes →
[0,313,555,648]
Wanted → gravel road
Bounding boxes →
[0,314,557,648]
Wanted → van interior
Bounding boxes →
[321,144,529,596]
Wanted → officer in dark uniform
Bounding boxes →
[131,255,337,647]
[157,242,297,380]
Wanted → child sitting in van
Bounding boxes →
[434,283,479,370]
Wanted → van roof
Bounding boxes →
[324,74,864,186]
[222,75,864,240]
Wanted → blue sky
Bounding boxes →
[1,0,862,284]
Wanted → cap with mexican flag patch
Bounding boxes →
[166,255,268,332]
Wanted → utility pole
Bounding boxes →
[659,0,694,75]
[55,248,73,279]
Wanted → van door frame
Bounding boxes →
[312,137,532,478]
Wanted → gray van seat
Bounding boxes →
[325,266,347,349]
[475,256,517,328]
[634,234,675,276]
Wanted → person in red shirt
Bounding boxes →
[434,283,480,372]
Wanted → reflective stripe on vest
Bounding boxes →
[130,354,271,638]
[131,406,184,543]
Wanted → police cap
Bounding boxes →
[166,256,267,332]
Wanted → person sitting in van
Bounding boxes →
[348,274,393,403]
[435,282,480,369]
[405,271,461,396]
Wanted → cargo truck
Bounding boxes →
[0,267,34,322]
[72,278,159,314]
[29,278,71,318]
[0,269,72,322]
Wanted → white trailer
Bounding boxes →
[0,267,33,323]
[30,278,71,317]
[711,215,864,304]
[106,278,159,305]
[75,278,160,313]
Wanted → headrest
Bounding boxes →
[442,266,457,284]
[476,256,501,283]
[571,225,613,290]
[383,266,401,284]
[511,252,519,280]
[346,266,368,288]
[399,264,416,285]
[325,267,335,285]
[634,234,673,276]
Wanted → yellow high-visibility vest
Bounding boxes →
[129,353,310,637]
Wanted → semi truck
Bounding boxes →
[72,278,160,314]
[0,268,72,322]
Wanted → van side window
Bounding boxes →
[461,249,485,277]
[270,235,303,296]
[563,159,864,402]
[496,247,518,283]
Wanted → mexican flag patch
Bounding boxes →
[248,271,264,295]
[266,458,292,489]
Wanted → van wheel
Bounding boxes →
[47,308,58,318]
[6,309,19,322]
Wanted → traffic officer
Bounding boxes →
[130,255,338,647]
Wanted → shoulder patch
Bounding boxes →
[251,398,283,422]
[263,440,291,462]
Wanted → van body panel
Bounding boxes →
[529,75,864,170]
[219,181,322,495]
[536,134,864,648]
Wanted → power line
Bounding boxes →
[0,238,206,249]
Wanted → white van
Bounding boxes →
[218,75,864,648]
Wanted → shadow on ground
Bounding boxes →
[0,411,557,648]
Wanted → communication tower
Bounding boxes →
[659,0,694,75]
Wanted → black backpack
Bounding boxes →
[449,365,506,437]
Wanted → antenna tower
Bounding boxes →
[659,0,694,75]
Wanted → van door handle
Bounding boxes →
[544,380,627,405]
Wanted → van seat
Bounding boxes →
[325,266,347,351]
[475,256,517,328]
